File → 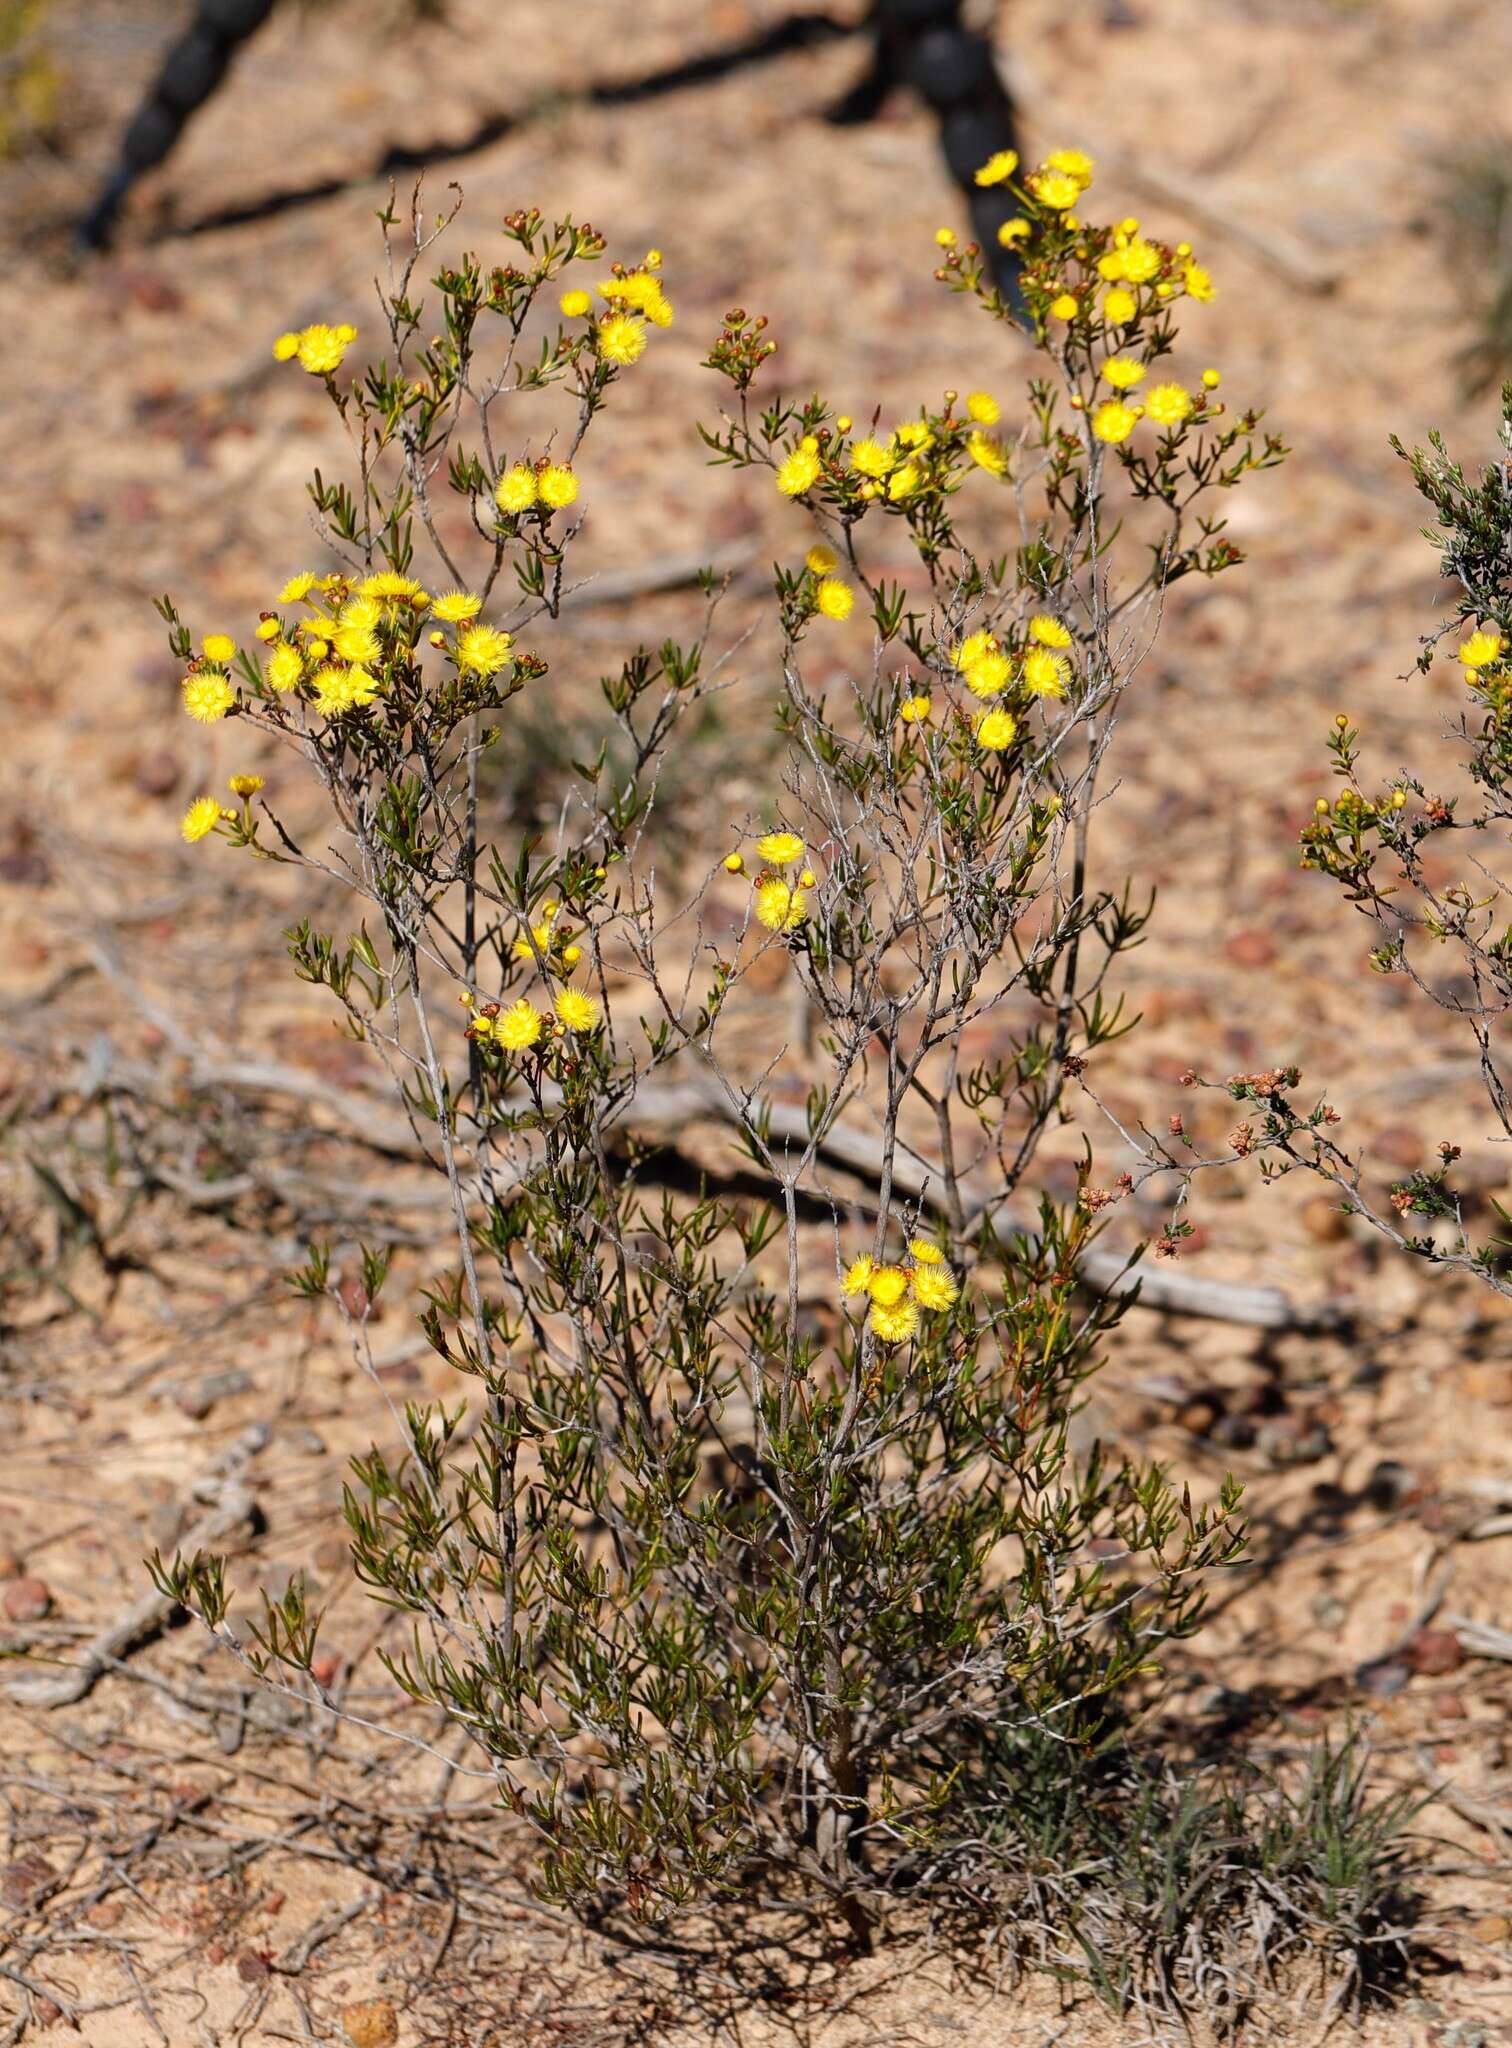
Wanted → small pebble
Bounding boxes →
[1405,1628,1464,1678]
[3,1576,53,1623]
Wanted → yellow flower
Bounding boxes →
[1201,367,1221,389]
[754,877,807,931]
[495,465,538,513]
[899,693,932,723]
[278,572,317,603]
[895,422,933,450]
[974,148,1019,186]
[603,273,673,327]
[975,709,1017,751]
[806,542,839,575]
[1044,147,1094,187]
[597,313,647,365]
[333,623,381,666]
[1029,614,1072,648]
[843,1256,876,1296]
[538,465,579,509]
[1101,356,1145,391]
[964,650,1012,699]
[910,1262,959,1310]
[869,1298,920,1344]
[777,445,822,496]
[554,987,602,1033]
[909,1238,945,1265]
[954,630,999,671]
[202,633,237,663]
[1182,259,1217,302]
[1460,629,1505,669]
[1032,169,1081,210]
[1048,293,1079,321]
[227,773,264,797]
[513,905,559,959]
[866,1265,910,1308]
[496,998,544,1050]
[181,796,224,843]
[431,591,483,624]
[184,671,234,723]
[1104,286,1137,324]
[757,831,804,864]
[816,577,854,620]
[887,462,922,501]
[311,664,380,715]
[1092,399,1138,444]
[254,617,280,641]
[560,288,592,317]
[1022,648,1071,697]
[266,641,303,692]
[361,571,425,601]
[272,332,300,362]
[338,595,383,632]
[934,226,957,248]
[997,217,1031,247]
[965,391,1000,424]
[456,623,515,675]
[723,851,745,874]
[1120,239,1162,285]
[966,429,1008,476]
[1145,382,1194,427]
[292,323,355,376]
[850,437,895,479]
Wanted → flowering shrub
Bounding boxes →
[153,166,1282,1950]
[1271,388,1512,1288]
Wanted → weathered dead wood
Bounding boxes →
[7,1424,268,1710]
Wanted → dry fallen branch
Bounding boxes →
[117,1035,1335,1330]
[6,1424,268,1710]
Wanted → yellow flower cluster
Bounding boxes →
[737,830,815,932]
[272,322,357,376]
[560,258,675,369]
[842,1242,960,1344]
[511,898,583,973]
[945,614,1075,743]
[466,985,602,1047]
[495,461,580,516]
[181,570,524,731]
[1091,374,1199,446]
[774,395,1014,519]
[180,773,263,847]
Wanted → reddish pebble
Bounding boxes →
[1223,929,1278,969]
[3,1577,52,1623]
[1405,1628,1464,1677]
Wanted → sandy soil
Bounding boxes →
[2,0,1512,2040]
